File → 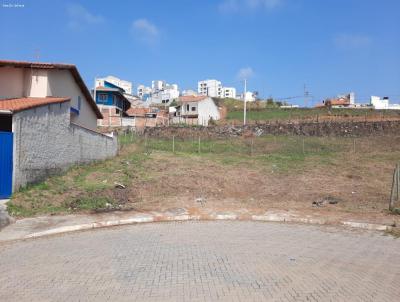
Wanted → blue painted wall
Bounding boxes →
[95,91,124,109]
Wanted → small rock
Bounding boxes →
[313,196,341,207]
[196,197,206,206]
[114,182,126,189]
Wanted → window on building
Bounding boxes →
[99,94,108,102]
[116,108,120,114]
[78,96,81,110]
[186,104,189,111]
[191,106,196,111]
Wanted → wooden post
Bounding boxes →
[390,166,397,210]
[353,139,356,153]
[251,138,254,156]
[389,164,399,211]
[172,135,175,153]
[302,138,305,154]
[396,164,400,201]
[198,136,201,154]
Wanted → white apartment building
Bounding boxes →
[222,87,236,99]
[151,84,179,104]
[96,75,133,95]
[242,91,256,102]
[152,80,166,92]
[371,96,400,110]
[198,79,222,98]
[137,80,180,104]
[137,84,152,99]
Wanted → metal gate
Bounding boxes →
[0,131,13,198]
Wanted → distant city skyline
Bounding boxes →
[1,0,399,106]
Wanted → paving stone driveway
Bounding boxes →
[0,221,399,302]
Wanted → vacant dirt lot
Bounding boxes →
[8,135,400,226]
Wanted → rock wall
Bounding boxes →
[143,120,400,139]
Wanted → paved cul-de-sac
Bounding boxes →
[0,221,399,301]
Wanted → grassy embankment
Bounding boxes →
[215,98,400,122]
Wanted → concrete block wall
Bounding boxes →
[12,101,117,191]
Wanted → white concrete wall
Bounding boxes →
[198,98,220,126]
[371,96,388,109]
[0,67,25,99]
[181,102,198,115]
[47,69,98,130]
[12,102,117,191]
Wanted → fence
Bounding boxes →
[119,133,393,158]
[390,163,400,211]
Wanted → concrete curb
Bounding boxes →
[22,212,394,240]
[0,199,14,230]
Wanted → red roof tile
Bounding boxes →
[0,60,102,118]
[178,96,208,103]
[0,97,70,113]
[126,107,150,117]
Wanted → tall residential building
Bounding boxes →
[151,83,179,104]
[198,79,222,98]
[96,75,133,95]
[137,84,152,99]
[222,87,236,99]
[152,80,166,92]
[137,81,179,104]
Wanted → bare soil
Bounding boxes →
[9,136,400,227]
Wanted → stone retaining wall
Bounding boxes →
[143,120,400,139]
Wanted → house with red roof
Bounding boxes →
[0,60,117,197]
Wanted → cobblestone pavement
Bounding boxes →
[0,221,399,302]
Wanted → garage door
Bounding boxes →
[0,131,13,198]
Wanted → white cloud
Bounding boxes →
[219,0,282,13]
[247,0,282,9]
[219,0,239,13]
[131,18,160,46]
[333,33,372,50]
[66,3,104,30]
[237,67,254,80]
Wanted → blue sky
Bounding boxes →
[1,0,399,105]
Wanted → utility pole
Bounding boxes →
[243,78,247,125]
[304,84,310,108]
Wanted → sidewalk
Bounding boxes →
[0,206,397,243]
